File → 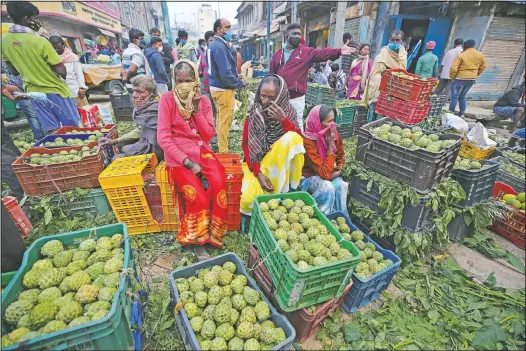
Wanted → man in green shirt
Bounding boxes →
[415,41,439,79]
[2,1,80,133]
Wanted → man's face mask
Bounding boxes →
[134,93,154,108]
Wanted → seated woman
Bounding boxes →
[240,75,305,215]
[157,59,227,248]
[301,105,349,215]
[99,75,164,162]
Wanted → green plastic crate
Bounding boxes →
[51,188,110,217]
[248,192,361,312]
[1,97,18,120]
[336,105,355,126]
[1,223,136,350]
[1,272,16,289]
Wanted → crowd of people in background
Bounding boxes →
[2,0,524,250]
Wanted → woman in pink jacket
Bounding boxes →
[157,59,227,247]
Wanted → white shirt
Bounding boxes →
[64,60,87,96]
[440,46,463,79]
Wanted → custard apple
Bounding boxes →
[259,327,275,344]
[98,286,117,302]
[237,321,254,340]
[41,240,64,257]
[267,199,279,210]
[30,301,59,328]
[232,294,247,311]
[287,231,299,243]
[301,206,314,216]
[191,316,205,332]
[53,250,73,268]
[8,327,30,343]
[355,240,366,250]
[96,237,113,251]
[33,259,54,271]
[203,272,219,288]
[75,284,99,303]
[38,287,62,303]
[291,223,304,234]
[372,251,384,262]
[286,249,298,263]
[243,287,260,306]
[200,340,211,350]
[103,272,121,287]
[312,256,328,266]
[214,304,231,324]
[201,319,216,340]
[254,301,270,322]
[190,278,205,293]
[244,338,260,350]
[222,285,233,298]
[2,335,14,348]
[72,251,90,262]
[175,278,189,292]
[229,337,244,350]
[39,268,64,289]
[240,307,257,324]
[59,276,73,293]
[217,271,232,288]
[231,278,246,294]
[91,310,108,321]
[277,239,289,251]
[56,301,83,323]
[85,300,110,317]
[79,239,96,252]
[291,242,304,252]
[16,314,32,329]
[18,289,41,304]
[18,331,42,343]
[202,305,216,320]
[216,323,235,341]
[22,269,43,288]
[69,271,92,291]
[180,291,194,305]
[275,328,286,343]
[195,291,208,307]
[111,234,123,248]
[5,300,34,324]
[103,258,123,274]
[208,286,223,305]
[68,316,91,328]
[297,261,310,270]
[66,259,87,275]
[222,261,237,274]
[54,292,75,306]
[86,250,112,266]
[220,297,232,309]
[210,337,227,351]
[230,308,240,325]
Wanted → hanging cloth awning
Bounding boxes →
[98,28,116,38]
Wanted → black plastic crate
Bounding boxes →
[451,160,499,208]
[355,118,462,193]
[493,156,526,192]
[113,107,134,122]
[337,124,354,139]
[427,94,447,118]
[349,176,433,232]
[110,93,133,110]
[490,147,526,170]
[447,210,474,242]
[352,106,369,131]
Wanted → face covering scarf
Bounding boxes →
[172,59,201,120]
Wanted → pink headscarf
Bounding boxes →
[304,105,339,160]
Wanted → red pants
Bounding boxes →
[167,150,227,247]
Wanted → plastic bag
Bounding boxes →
[78,104,102,127]
[441,113,469,133]
[466,122,497,149]
[94,102,113,125]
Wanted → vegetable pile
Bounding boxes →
[335,100,361,108]
[497,159,526,180]
[259,199,354,269]
[502,150,526,165]
[2,235,125,348]
[370,123,457,153]
[38,135,103,148]
[500,192,525,211]
[454,157,483,170]
[24,146,98,165]
[331,217,395,279]
[174,261,287,350]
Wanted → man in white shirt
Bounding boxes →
[435,38,463,97]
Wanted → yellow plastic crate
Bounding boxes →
[459,139,496,161]
[155,161,180,231]
[99,154,162,235]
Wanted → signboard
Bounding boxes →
[1,1,122,33]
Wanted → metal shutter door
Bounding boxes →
[470,16,525,100]
[328,18,361,48]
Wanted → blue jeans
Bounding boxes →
[17,99,45,140]
[32,94,80,132]
[449,79,475,116]
[368,102,377,122]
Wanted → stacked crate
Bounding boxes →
[376,69,434,124]
[110,93,133,121]
[216,154,243,231]
[335,102,369,139]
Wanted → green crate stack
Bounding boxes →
[51,188,110,217]
[248,192,361,312]
[1,223,137,350]
[336,106,356,126]
[306,84,318,105]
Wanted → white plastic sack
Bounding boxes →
[466,122,497,150]
[441,113,469,133]
[95,102,113,125]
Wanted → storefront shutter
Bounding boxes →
[470,16,525,100]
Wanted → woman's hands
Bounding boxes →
[331,170,341,180]
[325,130,335,151]
[183,157,202,175]
[257,173,274,192]
[266,101,286,122]
[192,91,202,108]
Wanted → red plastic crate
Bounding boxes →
[248,245,351,343]
[227,203,241,231]
[2,196,32,238]
[51,124,118,138]
[12,143,105,196]
[379,68,435,102]
[216,154,243,192]
[375,92,431,125]
[489,182,525,249]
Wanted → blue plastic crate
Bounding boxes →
[169,253,296,351]
[327,212,402,312]
[34,134,116,164]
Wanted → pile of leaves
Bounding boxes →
[210,231,250,265]
[316,260,526,350]
[233,87,250,124]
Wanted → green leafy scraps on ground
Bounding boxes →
[209,230,250,265]
[316,260,526,350]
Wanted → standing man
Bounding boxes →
[449,39,487,117]
[270,24,356,129]
[236,48,243,74]
[150,28,174,90]
[197,39,206,60]
[2,1,80,133]
[145,37,170,95]
[209,18,244,153]
[121,28,151,93]
[198,31,215,102]
[178,30,197,63]
[435,38,463,97]
[340,32,360,73]
[415,41,438,78]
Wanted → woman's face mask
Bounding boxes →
[174,82,197,100]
